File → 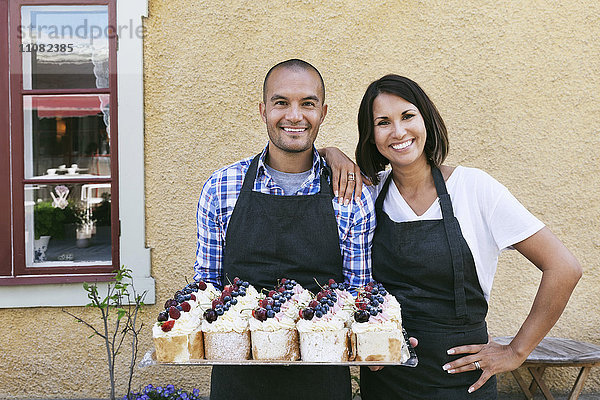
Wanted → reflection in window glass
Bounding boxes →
[23,95,111,179]
[25,183,112,266]
[21,5,109,90]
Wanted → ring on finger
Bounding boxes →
[347,172,355,181]
[473,361,481,370]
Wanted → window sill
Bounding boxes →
[0,274,155,308]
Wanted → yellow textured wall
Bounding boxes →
[1,1,599,398]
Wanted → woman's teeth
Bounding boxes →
[391,140,412,150]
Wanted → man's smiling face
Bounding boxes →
[260,67,327,156]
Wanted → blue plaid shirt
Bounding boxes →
[193,145,376,292]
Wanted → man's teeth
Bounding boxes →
[283,127,306,132]
[392,140,412,150]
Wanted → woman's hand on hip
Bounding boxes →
[442,336,526,393]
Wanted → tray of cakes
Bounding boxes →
[143,278,417,367]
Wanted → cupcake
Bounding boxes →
[153,280,217,362]
[350,281,409,363]
[296,281,351,362]
[249,278,310,361]
[201,278,257,361]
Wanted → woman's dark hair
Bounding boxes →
[356,75,448,184]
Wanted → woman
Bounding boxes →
[323,75,582,399]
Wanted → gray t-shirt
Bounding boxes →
[264,164,311,195]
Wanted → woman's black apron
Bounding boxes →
[360,167,497,399]
[210,154,352,400]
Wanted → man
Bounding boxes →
[193,59,376,400]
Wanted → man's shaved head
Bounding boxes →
[263,59,325,104]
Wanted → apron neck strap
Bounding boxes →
[433,166,468,319]
[432,166,456,221]
[318,159,334,197]
[241,154,262,193]
[375,172,394,211]
[241,153,332,196]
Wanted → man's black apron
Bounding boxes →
[360,167,497,399]
[210,154,352,400]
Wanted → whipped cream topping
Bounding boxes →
[249,314,296,332]
[202,308,249,333]
[279,287,312,321]
[382,294,402,323]
[296,315,345,333]
[153,309,201,338]
[194,282,220,311]
[351,319,401,334]
[229,285,259,319]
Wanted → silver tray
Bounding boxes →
[140,328,418,368]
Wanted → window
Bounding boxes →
[1,0,154,307]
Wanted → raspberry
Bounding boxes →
[190,294,196,301]
[197,280,207,290]
[161,320,175,332]
[180,301,191,312]
[168,306,181,320]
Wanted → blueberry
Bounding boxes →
[266,310,275,318]
[176,295,185,303]
[223,295,231,302]
[327,300,334,307]
[231,291,239,297]
[380,290,387,296]
[230,298,238,305]
[176,305,183,311]
[369,308,378,316]
[330,283,338,289]
[372,287,379,295]
[286,293,292,299]
[315,310,323,318]
[242,281,249,288]
[265,305,272,310]
[273,306,280,313]
[216,308,224,316]
[279,297,287,303]
[184,294,192,301]
[273,300,281,307]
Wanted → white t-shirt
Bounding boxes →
[372,167,545,301]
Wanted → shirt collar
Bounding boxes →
[256,144,323,179]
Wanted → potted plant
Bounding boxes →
[33,200,70,261]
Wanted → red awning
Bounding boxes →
[30,95,109,118]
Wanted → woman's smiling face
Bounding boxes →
[373,92,428,169]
